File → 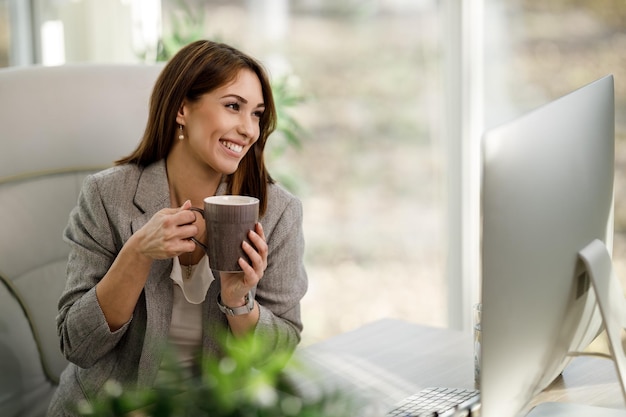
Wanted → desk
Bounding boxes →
[533,354,624,408]
[293,318,625,414]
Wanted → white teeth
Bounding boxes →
[222,140,243,153]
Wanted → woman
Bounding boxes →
[47,40,307,416]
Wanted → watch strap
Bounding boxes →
[217,291,254,316]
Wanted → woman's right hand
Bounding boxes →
[94,201,197,332]
[133,200,198,260]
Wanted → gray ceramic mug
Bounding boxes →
[190,195,259,272]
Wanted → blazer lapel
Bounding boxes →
[130,161,175,386]
[131,160,170,234]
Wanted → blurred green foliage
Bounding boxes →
[73,332,355,417]
[155,0,207,61]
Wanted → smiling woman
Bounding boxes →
[47,40,308,417]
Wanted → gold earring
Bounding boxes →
[178,125,184,140]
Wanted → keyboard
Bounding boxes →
[385,387,480,417]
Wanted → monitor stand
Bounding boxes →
[576,238,626,404]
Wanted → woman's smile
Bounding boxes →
[220,139,244,154]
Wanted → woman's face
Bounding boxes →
[177,68,265,176]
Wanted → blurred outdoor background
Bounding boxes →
[1,0,626,346]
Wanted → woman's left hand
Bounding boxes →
[219,222,268,307]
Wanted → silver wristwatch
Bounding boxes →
[217,291,255,316]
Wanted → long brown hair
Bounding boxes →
[117,40,276,215]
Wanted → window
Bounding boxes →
[8,0,450,344]
[162,0,451,343]
[483,0,626,291]
[13,0,625,344]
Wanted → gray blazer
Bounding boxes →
[47,160,307,416]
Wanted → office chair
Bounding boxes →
[0,63,162,417]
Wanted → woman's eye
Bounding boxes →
[226,103,240,111]
[253,110,264,118]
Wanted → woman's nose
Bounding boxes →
[238,115,257,140]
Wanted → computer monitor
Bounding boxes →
[479,74,615,417]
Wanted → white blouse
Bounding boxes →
[157,254,215,380]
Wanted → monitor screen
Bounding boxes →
[479,75,615,417]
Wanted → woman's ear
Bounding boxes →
[175,101,186,125]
